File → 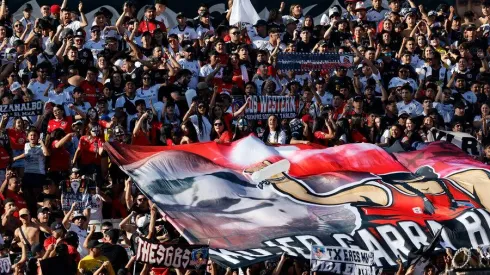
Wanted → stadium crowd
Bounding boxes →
[0,0,489,273]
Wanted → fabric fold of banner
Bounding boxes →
[105,136,490,269]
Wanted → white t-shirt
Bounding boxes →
[65,102,91,117]
[189,114,211,142]
[268,131,287,145]
[136,85,160,107]
[168,26,198,41]
[435,103,454,123]
[58,20,82,33]
[28,80,53,103]
[24,143,45,175]
[178,59,200,89]
[68,223,88,257]
[397,100,423,117]
[313,91,333,106]
[84,39,105,58]
[47,90,67,105]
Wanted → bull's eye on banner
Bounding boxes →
[105,136,490,269]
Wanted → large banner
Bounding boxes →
[0,101,43,117]
[136,238,209,269]
[310,245,375,274]
[105,137,490,269]
[245,96,298,120]
[277,53,354,72]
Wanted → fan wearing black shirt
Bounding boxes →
[100,229,129,272]
[296,27,315,53]
[159,69,192,115]
[324,18,352,48]
[327,67,353,94]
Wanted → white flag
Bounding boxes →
[229,0,261,26]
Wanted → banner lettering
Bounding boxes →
[245,96,297,120]
[136,239,209,269]
[0,257,11,275]
[277,53,353,72]
[105,137,490,269]
[430,129,481,156]
[0,101,43,117]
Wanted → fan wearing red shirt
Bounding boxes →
[3,117,27,175]
[313,116,336,146]
[132,112,152,146]
[80,68,104,107]
[210,118,232,143]
[47,105,73,134]
[138,6,167,36]
[73,123,104,176]
[48,129,74,183]
[0,173,27,215]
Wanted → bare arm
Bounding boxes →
[78,3,88,28]
[272,254,287,275]
[119,211,137,233]
[62,202,77,229]
[233,97,251,118]
[183,102,196,124]
[0,114,7,131]
[56,39,67,63]
[124,178,134,210]
[147,204,158,239]
[133,113,149,137]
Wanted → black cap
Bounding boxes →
[37,207,50,215]
[176,12,185,18]
[61,28,74,39]
[94,10,105,17]
[24,3,33,11]
[465,24,477,31]
[254,19,267,27]
[74,30,85,38]
[353,95,363,102]
[315,78,325,85]
[323,104,334,110]
[87,240,104,249]
[73,87,83,93]
[50,221,64,231]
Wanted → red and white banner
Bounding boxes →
[105,136,490,269]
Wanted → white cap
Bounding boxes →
[355,1,367,11]
[10,82,21,92]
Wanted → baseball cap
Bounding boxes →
[37,207,50,215]
[428,10,437,17]
[398,112,410,118]
[114,125,125,136]
[87,240,104,249]
[71,211,86,221]
[19,208,29,216]
[329,7,341,18]
[51,5,61,14]
[353,95,363,102]
[10,82,21,92]
[50,222,64,231]
[176,12,185,18]
[24,3,33,11]
[465,24,477,31]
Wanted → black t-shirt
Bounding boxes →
[62,58,86,76]
[328,29,352,48]
[101,243,129,272]
[138,45,154,58]
[159,83,189,115]
[77,48,94,75]
[296,40,315,53]
[327,75,353,93]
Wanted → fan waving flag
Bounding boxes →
[105,136,490,269]
[229,0,261,26]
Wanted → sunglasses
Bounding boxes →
[231,32,240,35]
[91,29,100,33]
[137,197,147,202]
[14,24,21,27]
[143,77,151,80]
[214,122,223,126]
